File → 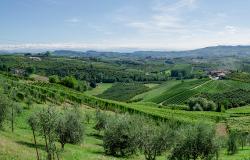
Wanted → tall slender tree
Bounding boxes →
[28,114,40,160]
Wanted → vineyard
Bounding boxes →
[149,78,209,104]
[134,79,250,107]
[0,73,233,124]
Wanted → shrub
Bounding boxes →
[60,76,77,88]
[90,81,97,88]
[76,81,87,92]
[49,75,59,83]
[26,66,35,74]
[188,97,216,111]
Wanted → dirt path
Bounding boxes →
[216,122,228,137]
[191,79,212,90]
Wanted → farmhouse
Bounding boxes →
[29,56,42,61]
[209,70,230,80]
[10,68,25,75]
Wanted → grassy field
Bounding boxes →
[29,74,49,82]
[226,105,250,115]
[219,147,250,160]
[85,83,113,96]
[144,83,160,88]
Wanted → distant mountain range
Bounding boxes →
[52,46,250,58]
[2,45,250,58]
[0,50,9,54]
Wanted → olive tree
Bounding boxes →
[169,123,219,160]
[6,87,22,132]
[0,94,9,128]
[227,131,238,155]
[56,110,84,149]
[94,109,108,132]
[9,102,22,132]
[103,114,139,157]
[238,131,249,150]
[37,106,59,160]
[28,113,40,160]
[139,123,175,160]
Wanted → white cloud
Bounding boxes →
[153,0,197,12]
[124,0,197,35]
[224,25,237,34]
[65,18,80,23]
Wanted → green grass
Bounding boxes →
[226,105,250,115]
[29,74,49,82]
[144,83,159,88]
[219,147,250,160]
[85,83,113,96]
[129,103,228,123]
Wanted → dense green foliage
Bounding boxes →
[228,72,250,83]
[169,124,219,160]
[56,109,84,149]
[139,123,175,160]
[0,55,171,83]
[202,89,250,109]
[187,97,217,111]
[103,115,139,157]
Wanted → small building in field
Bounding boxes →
[10,68,25,75]
[29,57,42,61]
[209,70,230,80]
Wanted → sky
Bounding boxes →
[1,0,250,51]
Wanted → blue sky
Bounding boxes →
[1,0,250,51]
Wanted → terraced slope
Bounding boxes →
[133,79,209,104]
[140,79,250,106]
